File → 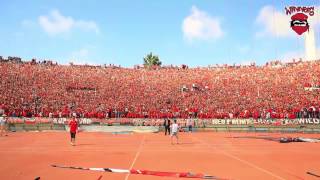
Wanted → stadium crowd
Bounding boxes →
[0,57,320,119]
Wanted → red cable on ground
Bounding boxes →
[51,164,230,179]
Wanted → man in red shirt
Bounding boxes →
[69,115,78,146]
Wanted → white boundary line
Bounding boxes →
[193,136,286,180]
[124,135,145,180]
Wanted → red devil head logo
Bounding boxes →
[290,13,309,35]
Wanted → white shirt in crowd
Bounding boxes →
[171,123,179,133]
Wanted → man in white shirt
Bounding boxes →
[170,119,179,144]
[186,119,193,133]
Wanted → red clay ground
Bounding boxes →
[0,131,320,180]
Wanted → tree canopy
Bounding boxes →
[143,52,162,67]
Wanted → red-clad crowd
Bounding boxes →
[0,57,320,119]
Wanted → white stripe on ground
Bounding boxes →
[193,136,286,180]
[124,135,145,180]
[109,168,130,173]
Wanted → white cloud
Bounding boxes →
[182,6,224,41]
[256,5,294,37]
[38,9,99,36]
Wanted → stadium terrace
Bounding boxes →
[1,56,320,120]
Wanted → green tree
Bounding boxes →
[143,52,162,67]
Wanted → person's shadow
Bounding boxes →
[76,143,95,146]
[176,142,195,145]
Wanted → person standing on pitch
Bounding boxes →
[170,119,179,144]
[0,114,8,136]
[164,118,171,135]
[186,118,193,133]
[69,115,78,146]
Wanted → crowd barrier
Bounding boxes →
[5,117,320,133]
[6,117,320,125]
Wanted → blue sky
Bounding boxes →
[0,0,319,67]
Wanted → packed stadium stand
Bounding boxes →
[0,57,320,119]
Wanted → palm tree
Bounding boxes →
[143,52,162,67]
